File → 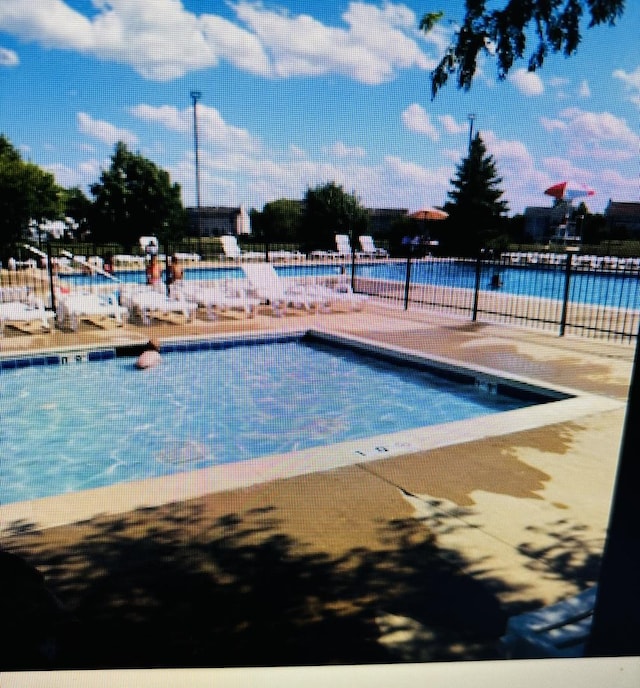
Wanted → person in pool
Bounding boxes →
[136,339,161,369]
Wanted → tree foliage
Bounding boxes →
[303,182,369,252]
[90,142,186,247]
[0,134,62,255]
[443,134,509,255]
[61,186,92,239]
[423,0,625,98]
[257,199,304,243]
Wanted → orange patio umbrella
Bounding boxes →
[409,207,449,221]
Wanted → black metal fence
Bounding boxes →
[357,251,640,343]
[1,242,638,343]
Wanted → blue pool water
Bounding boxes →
[60,259,640,309]
[0,336,542,504]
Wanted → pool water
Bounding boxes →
[1,337,540,504]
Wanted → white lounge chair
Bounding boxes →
[120,285,196,325]
[500,586,597,659]
[56,290,129,331]
[220,235,265,261]
[335,234,353,258]
[304,280,368,312]
[172,280,261,320]
[241,263,329,315]
[0,296,54,335]
[359,235,389,258]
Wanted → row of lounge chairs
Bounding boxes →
[501,251,640,271]
[310,234,389,260]
[218,234,388,262]
[1,265,368,336]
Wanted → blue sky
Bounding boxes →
[1,0,639,216]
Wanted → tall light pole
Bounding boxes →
[467,113,476,153]
[190,90,202,237]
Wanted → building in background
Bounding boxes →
[367,208,409,236]
[186,206,250,237]
[604,201,640,238]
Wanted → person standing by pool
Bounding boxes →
[146,253,161,289]
[167,253,183,295]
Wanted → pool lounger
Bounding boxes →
[305,281,368,312]
[241,263,330,315]
[120,286,196,325]
[0,299,55,335]
[499,586,597,659]
[172,281,261,320]
[56,291,129,331]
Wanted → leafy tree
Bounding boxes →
[422,1,625,98]
[90,141,186,248]
[258,199,303,244]
[443,134,508,255]
[0,134,63,256]
[303,182,369,253]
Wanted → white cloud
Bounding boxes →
[438,115,467,135]
[539,108,640,162]
[77,112,138,147]
[482,131,532,165]
[0,46,19,66]
[0,0,435,84]
[130,103,260,152]
[578,79,591,98]
[558,107,639,147]
[613,66,640,108]
[508,68,544,96]
[401,103,439,140]
[613,66,640,89]
[540,117,567,132]
[234,1,434,84]
[549,76,570,88]
[326,141,366,158]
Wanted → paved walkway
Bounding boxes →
[0,303,634,668]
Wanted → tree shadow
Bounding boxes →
[2,499,519,671]
[517,519,604,591]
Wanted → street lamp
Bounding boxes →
[467,113,476,152]
[190,90,202,238]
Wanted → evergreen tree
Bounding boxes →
[443,134,508,256]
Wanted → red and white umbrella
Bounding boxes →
[544,181,595,202]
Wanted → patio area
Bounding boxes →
[0,302,633,669]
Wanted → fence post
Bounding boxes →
[471,253,482,321]
[559,252,574,337]
[46,240,56,314]
[403,250,412,310]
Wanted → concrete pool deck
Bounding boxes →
[0,302,635,666]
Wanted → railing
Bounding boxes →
[354,251,639,343]
[1,243,638,343]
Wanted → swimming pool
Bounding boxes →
[0,333,564,505]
